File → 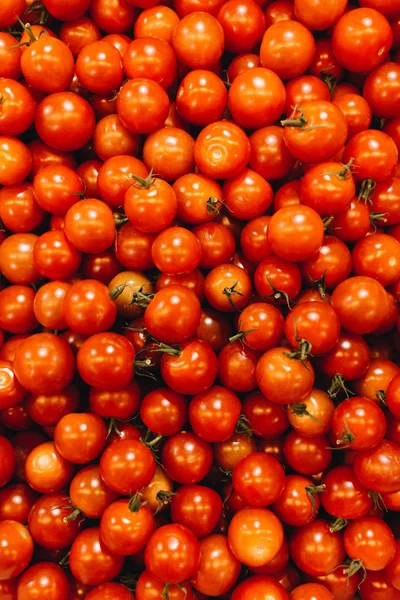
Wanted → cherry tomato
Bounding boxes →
[176,70,227,126]
[321,465,373,520]
[161,431,213,484]
[344,517,396,571]
[0,136,32,186]
[287,389,334,438]
[173,12,224,68]
[100,438,156,494]
[0,520,34,581]
[342,130,398,184]
[117,78,170,135]
[69,528,124,586]
[233,452,285,506]
[17,562,70,600]
[283,431,332,475]
[64,199,116,253]
[100,499,155,555]
[289,520,345,577]
[143,127,195,182]
[353,439,400,494]
[194,121,251,179]
[170,485,222,538]
[86,583,135,600]
[24,441,74,494]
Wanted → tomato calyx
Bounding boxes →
[24,0,48,24]
[235,414,253,437]
[141,428,163,450]
[334,420,354,449]
[128,490,148,512]
[323,158,355,181]
[288,403,324,425]
[329,517,348,532]
[155,490,176,513]
[229,328,257,344]
[206,196,223,216]
[358,178,376,204]
[343,559,367,585]
[110,283,155,307]
[369,212,388,231]
[222,279,244,310]
[263,276,292,308]
[13,17,47,48]
[59,551,70,568]
[320,70,336,96]
[375,389,387,405]
[114,212,129,228]
[305,483,326,515]
[368,490,387,512]
[129,169,156,190]
[281,105,325,132]
[327,374,354,399]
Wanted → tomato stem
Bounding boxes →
[161,583,171,599]
[329,517,348,532]
[358,178,376,204]
[281,105,326,132]
[343,559,367,585]
[155,490,175,513]
[375,389,387,405]
[222,279,244,311]
[206,196,223,216]
[128,491,147,512]
[288,403,324,425]
[129,168,155,189]
[327,374,354,399]
[235,414,253,437]
[305,484,326,515]
[368,490,387,512]
[229,329,256,344]
[263,276,292,308]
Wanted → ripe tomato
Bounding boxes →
[272,474,321,527]
[188,385,240,443]
[93,115,141,162]
[145,285,201,344]
[176,69,227,126]
[76,41,123,95]
[17,562,69,600]
[333,93,372,140]
[243,390,289,438]
[283,431,332,475]
[134,6,180,44]
[125,177,177,234]
[331,396,386,451]
[260,20,316,80]
[136,570,192,600]
[33,230,82,280]
[98,155,148,208]
[353,439,400,494]
[219,341,259,392]
[35,92,96,152]
[342,130,398,184]
[123,37,177,89]
[0,79,35,137]
[64,199,116,253]
[191,534,240,596]
[233,452,285,506]
[161,338,218,395]
[21,34,74,94]
[25,386,79,427]
[344,517,396,571]
[194,121,251,179]
[0,483,37,523]
[256,347,314,405]
[287,389,334,438]
[217,0,265,53]
[170,485,222,538]
[228,68,285,130]
[300,161,355,216]
[152,227,201,275]
[69,465,118,520]
[117,79,170,135]
[25,441,74,494]
[100,499,155,556]
[235,303,284,352]
[332,8,392,73]
[100,439,156,495]
[0,520,34,581]
[62,280,117,335]
[352,233,400,287]
[282,101,348,163]
[371,178,400,226]
[359,570,399,600]
[69,528,124,586]
[285,302,340,356]
[145,524,200,583]
[0,136,32,186]
[291,583,334,600]
[294,0,346,30]
[173,13,224,68]
[331,276,388,335]
[54,412,106,464]
[161,431,213,484]
[320,333,370,385]
[143,127,195,181]
[59,17,101,58]
[86,583,134,600]
[289,520,345,577]
[77,332,134,390]
[90,0,139,33]
[321,465,373,520]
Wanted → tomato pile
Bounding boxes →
[1,0,400,599]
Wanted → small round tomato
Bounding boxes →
[86,583,134,600]
[282,101,348,163]
[283,431,332,475]
[342,129,398,184]
[69,465,119,520]
[143,127,195,182]
[54,413,106,464]
[0,483,37,524]
[235,302,284,352]
[25,386,79,427]
[300,161,355,216]
[117,78,169,135]
[233,452,285,506]
[0,520,34,581]
[353,439,400,494]
[21,35,74,94]
[223,168,273,220]
[260,20,316,80]
[173,13,224,68]
[287,388,334,438]
[64,199,116,253]
[333,93,372,139]
[319,333,370,383]
[289,520,345,577]
[151,227,202,275]
[144,285,201,344]
[250,125,296,181]
[62,280,117,335]
[161,339,219,395]
[100,499,154,556]
[0,79,35,137]
[204,264,252,312]
[331,396,386,451]
[125,177,177,234]
[17,562,69,600]
[352,233,400,287]
[243,390,289,438]
[191,534,240,596]
[0,285,37,336]
[35,92,95,152]
[194,121,251,179]
[100,439,156,495]
[344,517,396,572]
[59,17,101,59]
[217,0,265,53]
[170,485,223,538]
[228,67,286,130]
[332,8,392,73]
[0,136,32,187]
[77,332,135,391]
[254,256,302,302]
[161,432,213,485]
[232,576,288,600]
[25,441,74,494]
[76,41,123,95]
[272,474,321,527]
[291,583,334,600]
[124,37,177,89]
[93,115,141,162]
[268,206,324,263]
[228,507,284,567]
[285,302,340,356]
[321,465,373,520]
[90,0,139,33]
[256,347,314,405]
[300,235,352,290]
[331,276,388,335]
[134,6,180,44]
[69,528,124,586]
[145,524,200,584]
[189,385,241,443]
[176,69,227,126]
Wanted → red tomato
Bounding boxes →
[191,534,241,596]
[332,8,392,74]
[342,130,398,184]
[69,528,124,586]
[144,524,200,584]
[145,285,201,344]
[233,452,285,506]
[228,507,284,567]
[100,499,155,555]
[161,431,213,484]
[173,12,224,68]
[143,127,195,182]
[134,6,180,44]
[260,20,316,80]
[100,439,156,494]
[17,562,69,600]
[0,520,34,580]
[0,136,32,187]
[117,79,170,135]
[353,439,400,494]
[289,520,345,577]
[86,583,135,600]
[344,517,396,571]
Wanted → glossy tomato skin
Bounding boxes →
[272,474,320,527]
[172,13,224,69]
[69,528,124,586]
[228,507,284,567]
[188,386,241,443]
[359,570,400,600]
[17,562,70,600]
[69,465,119,519]
[232,575,289,600]
[85,583,135,600]
[352,233,400,287]
[194,121,251,179]
[283,431,332,476]
[353,439,400,494]
[290,520,345,577]
[161,432,213,485]
[256,347,314,405]
[233,452,285,506]
[332,8,392,73]
[342,130,398,184]
[0,520,34,581]
[170,485,223,538]
[144,524,200,584]
[100,439,156,495]
[344,517,396,572]
[249,126,296,181]
[321,465,372,520]
[28,493,82,550]
[331,396,386,451]
[100,500,155,556]
[54,412,107,464]
[319,333,370,381]
[285,302,340,356]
